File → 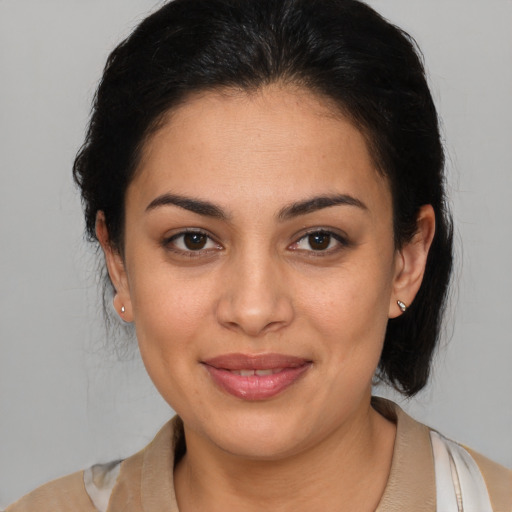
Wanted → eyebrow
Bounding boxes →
[278,194,368,220]
[145,192,367,221]
[145,193,228,220]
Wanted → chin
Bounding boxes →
[216,431,306,461]
[196,408,316,461]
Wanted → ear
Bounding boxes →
[389,204,436,318]
[96,212,133,322]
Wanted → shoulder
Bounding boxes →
[4,459,128,512]
[4,418,181,512]
[4,471,98,512]
[374,397,511,512]
[465,445,512,512]
[4,458,134,512]
[429,428,511,511]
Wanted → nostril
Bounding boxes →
[214,264,294,336]
[216,296,294,337]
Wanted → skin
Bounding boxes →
[97,85,435,511]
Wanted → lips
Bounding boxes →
[202,353,312,400]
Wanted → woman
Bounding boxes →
[5,0,510,510]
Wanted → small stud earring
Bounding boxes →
[397,300,407,313]
[121,306,125,314]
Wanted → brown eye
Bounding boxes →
[183,232,208,250]
[289,230,348,254]
[307,232,331,250]
[165,231,220,254]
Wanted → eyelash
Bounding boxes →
[162,229,222,257]
[289,230,350,256]
[162,228,349,257]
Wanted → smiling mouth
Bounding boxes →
[202,353,312,400]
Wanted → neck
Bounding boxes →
[174,398,396,512]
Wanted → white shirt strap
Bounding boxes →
[83,460,122,512]
[430,431,493,512]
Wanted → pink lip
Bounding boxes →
[202,353,312,401]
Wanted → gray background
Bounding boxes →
[1,0,511,506]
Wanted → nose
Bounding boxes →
[215,251,294,337]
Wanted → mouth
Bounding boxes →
[202,353,312,401]
[228,368,285,376]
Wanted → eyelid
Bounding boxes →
[161,227,350,257]
[162,228,223,255]
[288,228,350,253]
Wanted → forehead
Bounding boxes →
[130,85,391,217]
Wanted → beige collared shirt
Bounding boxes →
[6,399,511,511]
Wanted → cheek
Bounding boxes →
[296,255,394,361]
[129,273,217,413]
[127,263,216,380]
[131,261,215,334]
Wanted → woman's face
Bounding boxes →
[107,85,412,459]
